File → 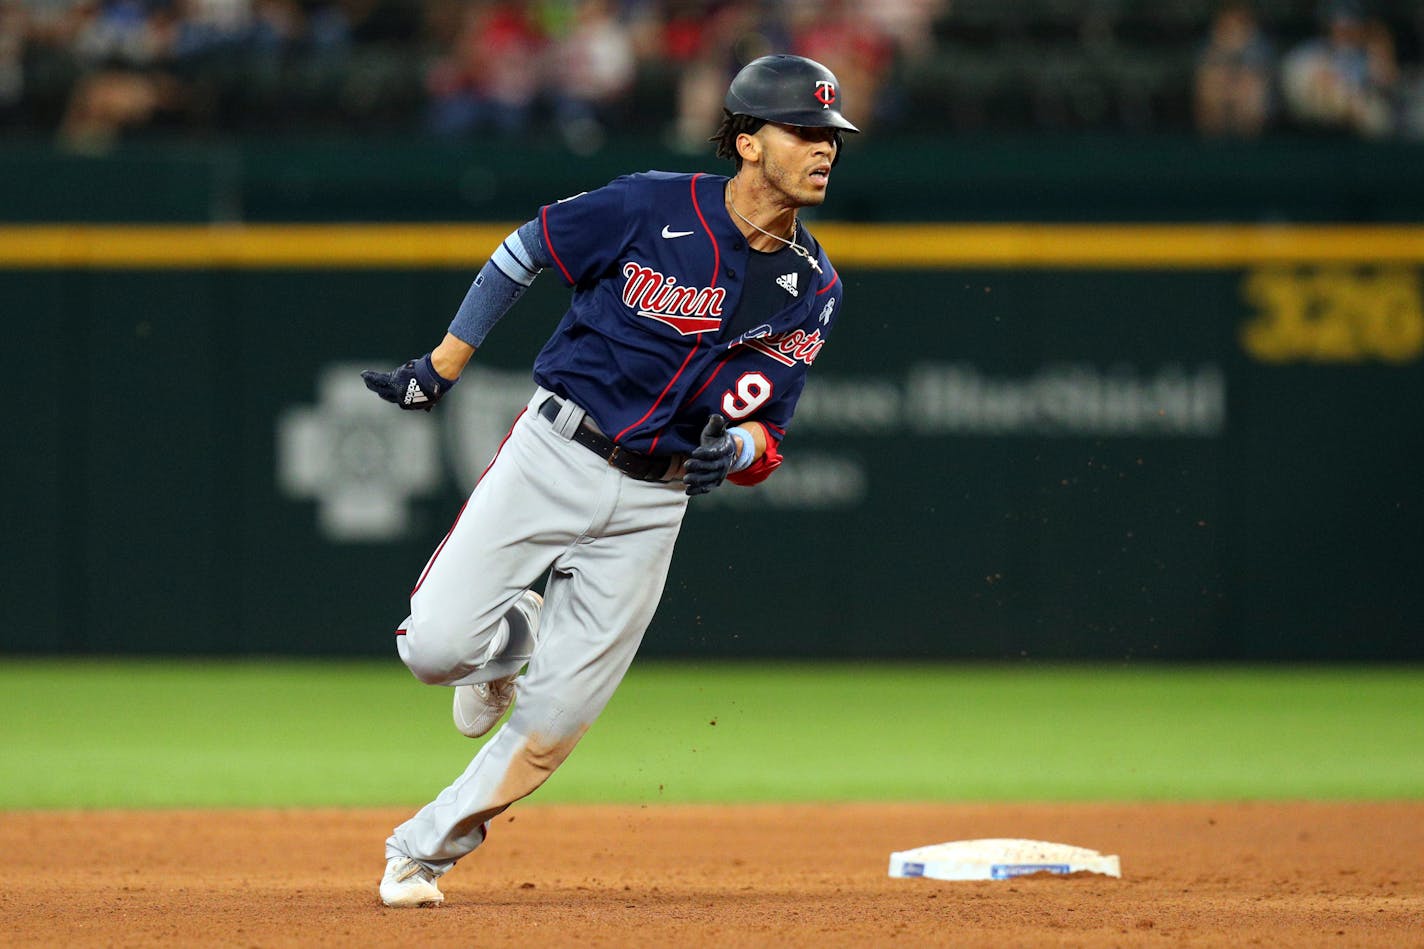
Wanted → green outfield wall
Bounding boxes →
[4,222,1421,659]
[3,136,1424,225]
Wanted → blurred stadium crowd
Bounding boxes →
[1,0,1422,151]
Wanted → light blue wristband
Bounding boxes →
[728,426,757,472]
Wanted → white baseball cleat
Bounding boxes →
[453,590,543,739]
[380,856,444,908]
[453,676,516,739]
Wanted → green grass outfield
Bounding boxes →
[2,660,1420,809]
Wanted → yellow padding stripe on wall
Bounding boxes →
[2,224,1424,269]
[0,225,513,268]
[813,224,1424,268]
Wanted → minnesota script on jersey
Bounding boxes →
[531,171,844,458]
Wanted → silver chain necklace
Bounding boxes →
[726,182,822,274]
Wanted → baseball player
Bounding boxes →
[362,54,857,908]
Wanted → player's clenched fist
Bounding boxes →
[684,414,737,496]
[361,354,457,412]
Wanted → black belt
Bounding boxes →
[538,397,676,483]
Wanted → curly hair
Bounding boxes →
[709,111,766,169]
[710,111,845,170]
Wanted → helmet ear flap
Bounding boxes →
[832,130,844,167]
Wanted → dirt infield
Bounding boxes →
[2,802,1420,947]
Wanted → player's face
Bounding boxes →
[754,124,838,207]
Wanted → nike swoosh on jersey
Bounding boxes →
[661,226,695,239]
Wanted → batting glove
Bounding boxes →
[684,414,736,496]
[361,353,456,412]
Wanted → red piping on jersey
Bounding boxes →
[816,269,839,294]
[619,343,699,446]
[690,173,720,285]
[685,351,735,404]
[541,205,575,285]
[648,349,736,453]
[411,408,526,597]
[616,174,721,447]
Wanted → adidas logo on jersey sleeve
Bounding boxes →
[776,272,799,297]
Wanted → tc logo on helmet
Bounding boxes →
[813,80,837,108]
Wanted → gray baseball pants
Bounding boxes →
[385,387,688,872]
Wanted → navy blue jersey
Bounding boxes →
[530,171,844,457]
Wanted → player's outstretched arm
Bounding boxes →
[362,221,549,412]
[430,334,476,378]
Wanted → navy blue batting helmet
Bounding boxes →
[724,55,860,133]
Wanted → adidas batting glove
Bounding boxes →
[684,414,736,496]
[361,353,457,412]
